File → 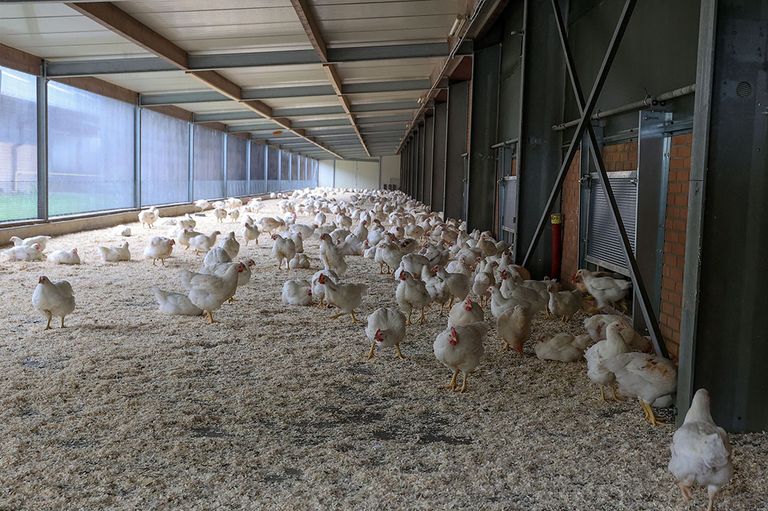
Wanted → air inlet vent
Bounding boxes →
[737,81,753,98]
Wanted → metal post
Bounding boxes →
[278,147,282,191]
[134,103,142,208]
[188,123,195,201]
[36,66,48,221]
[222,133,228,199]
[522,0,637,267]
[245,136,251,196]
[511,0,528,260]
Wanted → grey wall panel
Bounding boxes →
[432,102,448,212]
[515,0,566,277]
[468,44,501,232]
[498,0,526,142]
[446,80,470,221]
[564,0,700,135]
[423,113,435,208]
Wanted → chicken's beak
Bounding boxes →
[38,276,44,284]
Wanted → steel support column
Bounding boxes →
[678,0,768,432]
[35,70,48,221]
[423,111,435,208]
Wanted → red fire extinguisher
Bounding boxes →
[551,213,562,281]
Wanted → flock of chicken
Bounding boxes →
[3,188,732,510]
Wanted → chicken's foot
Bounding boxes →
[366,341,376,360]
[44,312,52,330]
[677,482,693,502]
[443,370,459,390]
[418,307,427,324]
[395,344,406,360]
[457,373,469,393]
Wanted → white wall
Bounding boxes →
[381,155,401,189]
[318,160,335,188]
[316,159,382,189]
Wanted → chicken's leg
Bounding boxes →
[457,372,469,393]
[161,258,166,267]
[44,311,52,330]
[600,386,608,402]
[394,344,406,360]
[706,487,719,511]
[205,310,216,324]
[366,341,376,360]
[60,316,65,328]
[677,482,693,502]
[443,369,459,390]
[499,339,509,352]
[329,312,345,320]
[641,400,663,426]
[418,307,427,324]
[152,259,157,266]
[406,310,413,326]
[350,311,360,323]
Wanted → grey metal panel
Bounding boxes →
[445,80,470,221]
[515,0,566,275]
[352,101,418,113]
[423,112,435,208]
[432,101,448,213]
[468,43,501,232]
[344,79,431,94]
[497,0,526,143]
[563,0,700,137]
[632,111,672,331]
[585,172,637,275]
[689,3,768,433]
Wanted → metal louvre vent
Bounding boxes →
[585,172,637,275]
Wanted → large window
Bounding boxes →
[193,125,224,200]
[141,109,189,206]
[0,66,37,222]
[249,142,266,194]
[48,81,134,216]
[291,153,300,181]
[226,135,247,197]
[267,145,279,191]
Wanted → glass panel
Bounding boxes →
[249,142,265,194]
[193,125,224,200]
[48,81,134,216]
[0,66,37,222]
[140,109,189,206]
[292,153,299,181]
[226,135,247,197]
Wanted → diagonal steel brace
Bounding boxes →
[549,0,667,358]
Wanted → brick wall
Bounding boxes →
[602,141,638,172]
[561,151,580,283]
[659,133,692,361]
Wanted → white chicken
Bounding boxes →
[32,276,75,330]
[10,235,51,250]
[604,351,677,426]
[436,266,470,308]
[281,279,313,306]
[584,314,653,353]
[181,262,245,323]
[99,241,131,263]
[214,207,228,223]
[2,243,44,261]
[179,214,196,230]
[47,248,81,265]
[289,231,304,253]
[421,265,451,314]
[365,307,407,360]
[395,271,431,325]
[319,233,347,276]
[151,287,203,316]
[447,296,484,327]
[534,333,591,362]
[271,234,296,270]
[546,284,583,321]
[115,225,131,237]
[189,231,220,255]
[217,231,240,259]
[433,322,488,393]
[316,273,367,322]
[202,247,232,269]
[243,222,260,246]
[497,304,531,353]
[138,206,158,228]
[195,199,211,211]
[668,389,732,511]
[311,269,338,308]
[584,322,630,401]
[259,216,286,235]
[144,236,175,265]
[288,253,311,269]
[575,269,632,310]
[471,259,496,305]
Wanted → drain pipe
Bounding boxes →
[552,84,696,131]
